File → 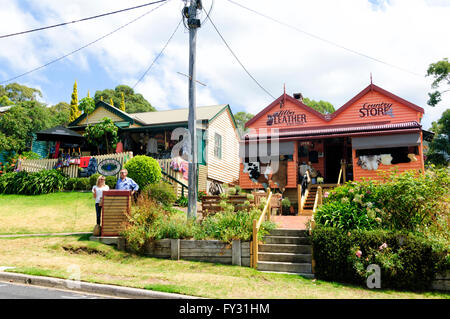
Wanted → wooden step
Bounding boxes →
[268,229,309,237]
[258,252,312,263]
[263,236,311,245]
[258,244,311,254]
[257,261,312,274]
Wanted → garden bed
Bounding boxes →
[137,238,251,267]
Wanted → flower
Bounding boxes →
[375,217,382,223]
[379,243,388,250]
[347,232,351,237]
[356,250,362,258]
[323,192,329,198]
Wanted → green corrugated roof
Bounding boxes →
[132,105,228,126]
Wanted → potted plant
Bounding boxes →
[317,177,324,184]
[281,197,291,215]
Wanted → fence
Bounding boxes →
[20,152,134,178]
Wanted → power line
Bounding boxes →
[202,7,276,100]
[0,0,167,39]
[227,0,423,78]
[0,0,169,85]
[132,18,183,89]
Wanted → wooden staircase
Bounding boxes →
[300,184,337,215]
[257,229,314,279]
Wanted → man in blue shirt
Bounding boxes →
[116,168,139,195]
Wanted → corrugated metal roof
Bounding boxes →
[132,105,228,125]
[243,121,422,139]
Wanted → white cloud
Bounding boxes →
[0,0,448,130]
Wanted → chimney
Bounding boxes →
[293,92,303,102]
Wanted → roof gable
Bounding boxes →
[69,101,142,127]
[330,83,424,123]
[245,94,328,129]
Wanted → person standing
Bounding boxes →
[92,175,109,225]
[115,168,139,195]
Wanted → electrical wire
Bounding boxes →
[202,7,276,100]
[0,0,169,85]
[0,0,167,39]
[227,0,423,78]
[132,18,183,89]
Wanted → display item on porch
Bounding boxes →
[115,141,123,153]
[146,138,158,154]
[357,155,381,170]
[407,153,417,162]
[380,154,393,165]
[86,157,98,176]
[270,157,288,193]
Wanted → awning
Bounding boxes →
[240,141,294,160]
[352,133,421,150]
[36,125,86,144]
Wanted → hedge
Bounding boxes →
[311,226,449,290]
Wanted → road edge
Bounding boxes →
[0,271,202,299]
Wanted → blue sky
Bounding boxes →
[1,0,449,130]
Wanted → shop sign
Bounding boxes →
[97,159,122,176]
[359,102,394,118]
[267,110,307,126]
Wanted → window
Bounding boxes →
[214,133,222,159]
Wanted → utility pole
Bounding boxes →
[185,0,202,219]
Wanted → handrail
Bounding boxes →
[251,190,272,269]
[299,185,310,215]
[309,186,322,236]
[337,167,343,185]
[161,171,188,197]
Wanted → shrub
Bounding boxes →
[197,190,206,201]
[311,226,449,290]
[74,178,91,191]
[281,197,291,208]
[65,178,78,191]
[175,195,188,207]
[124,155,161,189]
[144,181,176,207]
[0,169,68,195]
[105,176,117,189]
[315,167,450,232]
[89,173,101,187]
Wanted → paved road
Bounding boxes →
[0,281,118,299]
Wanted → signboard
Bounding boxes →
[267,110,307,126]
[359,102,394,118]
[97,159,122,176]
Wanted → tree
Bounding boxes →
[426,109,450,166]
[83,117,119,154]
[94,85,155,113]
[302,97,335,114]
[0,96,14,107]
[50,102,70,126]
[234,111,254,135]
[120,92,125,111]
[69,81,81,122]
[426,58,450,107]
[78,96,95,125]
[0,83,42,102]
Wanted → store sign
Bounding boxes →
[266,110,307,126]
[97,159,122,176]
[359,102,394,118]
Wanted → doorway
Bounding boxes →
[324,138,345,183]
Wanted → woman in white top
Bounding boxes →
[92,175,109,225]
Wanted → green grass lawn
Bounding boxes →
[0,234,448,299]
[0,192,448,299]
[0,192,95,234]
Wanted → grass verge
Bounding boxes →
[0,235,448,299]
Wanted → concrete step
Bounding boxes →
[258,252,312,263]
[259,243,311,254]
[257,261,312,274]
[268,229,309,237]
[263,236,311,245]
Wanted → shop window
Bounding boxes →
[214,133,222,159]
[356,146,419,165]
